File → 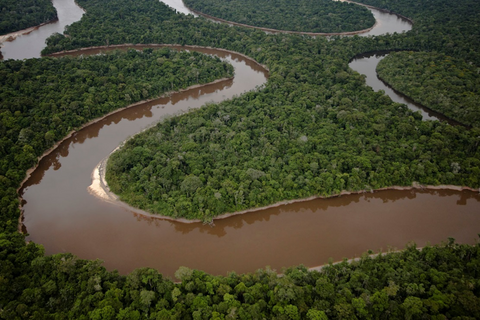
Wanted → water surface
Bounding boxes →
[1,0,84,59]
[12,0,479,278]
[349,52,464,124]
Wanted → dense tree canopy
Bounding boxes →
[87,0,479,221]
[182,0,375,33]
[0,48,232,232]
[358,0,480,66]
[377,51,480,127]
[2,232,480,319]
[105,74,479,220]
[0,0,480,317]
[0,0,57,35]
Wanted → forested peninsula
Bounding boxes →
[182,0,375,33]
[99,0,479,221]
[376,51,480,128]
[0,48,233,232]
[0,0,57,35]
[1,0,480,317]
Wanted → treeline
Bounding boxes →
[377,51,480,127]
[41,0,480,66]
[0,0,479,316]
[0,48,232,231]
[0,0,57,35]
[2,232,480,319]
[182,0,375,33]
[357,0,480,66]
[37,0,480,222]
[105,74,479,220]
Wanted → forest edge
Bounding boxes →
[92,150,480,225]
[0,18,59,44]
[181,0,414,36]
[16,43,269,233]
[17,44,480,232]
[183,0,378,36]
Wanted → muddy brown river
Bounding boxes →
[8,0,480,278]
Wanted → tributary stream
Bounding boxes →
[8,0,480,277]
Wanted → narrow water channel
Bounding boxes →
[349,52,462,124]
[8,0,479,278]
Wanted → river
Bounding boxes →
[0,0,84,60]
[349,52,466,124]
[0,0,410,59]
[8,0,479,277]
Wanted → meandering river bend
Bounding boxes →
[8,0,480,277]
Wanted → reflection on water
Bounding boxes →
[361,6,411,37]
[158,0,198,16]
[162,0,412,36]
[154,189,477,238]
[24,173,478,279]
[21,48,273,278]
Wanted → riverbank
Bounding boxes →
[376,73,470,128]
[91,149,479,224]
[0,18,58,44]
[182,0,413,36]
[0,18,58,60]
[17,43,254,233]
[307,246,424,273]
[17,77,233,232]
[1,0,86,59]
[183,3,378,36]
[46,43,269,72]
[346,0,414,24]
[17,76,233,230]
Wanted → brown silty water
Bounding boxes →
[8,0,479,279]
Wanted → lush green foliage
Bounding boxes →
[105,80,479,220]
[358,0,480,66]
[0,48,232,232]
[0,0,480,316]
[90,1,480,221]
[182,0,375,33]
[2,232,480,319]
[0,0,57,35]
[377,51,480,127]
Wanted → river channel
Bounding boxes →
[9,0,480,277]
[349,52,466,124]
[0,0,84,60]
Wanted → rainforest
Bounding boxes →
[181,0,376,33]
[0,0,57,35]
[376,51,480,128]
[1,0,480,318]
